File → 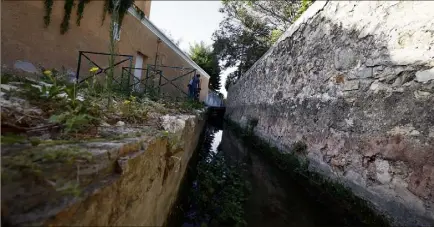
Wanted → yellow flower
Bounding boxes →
[123,100,131,105]
[89,67,99,73]
[43,70,52,76]
[130,96,136,102]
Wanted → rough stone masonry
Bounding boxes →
[225,1,434,226]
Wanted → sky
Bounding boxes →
[150,1,236,97]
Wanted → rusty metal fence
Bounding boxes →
[76,51,197,99]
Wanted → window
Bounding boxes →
[113,22,121,41]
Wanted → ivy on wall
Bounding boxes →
[43,0,147,34]
[43,0,54,27]
[60,0,74,34]
[76,0,90,26]
[101,0,134,26]
[101,0,110,26]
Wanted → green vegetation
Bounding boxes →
[102,0,134,27]
[224,118,390,226]
[269,29,284,45]
[295,0,313,20]
[57,181,82,197]
[213,0,314,90]
[196,153,249,226]
[76,0,90,26]
[189,42,222,92]
[1,70,204,186]
[186,128,250,226]
[60,0,74,34]
[43,0,54,27]
[29,137,42,146]
[118,95,149,124]
[180,99,205,111]
[1,134,27,145]
[43,0,146,34]
[2,146,92,184]
[1,69,204,141]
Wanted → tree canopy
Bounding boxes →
[213,0,313,90]
[189,42,222,91]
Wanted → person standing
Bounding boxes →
[192,74,201,101]
[188,78,194,99]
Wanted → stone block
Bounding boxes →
[343,80,359,91]
[334,48,357,70]
[351,67,373,79]
[375,159,392,184]
[415,68,434,83]
[413,90,431,100]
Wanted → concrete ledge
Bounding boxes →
[2,113,206,226]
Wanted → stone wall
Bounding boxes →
[2,114,205,226]
[225,1,434,226]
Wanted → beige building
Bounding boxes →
[1,1,210,100]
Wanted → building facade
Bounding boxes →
[1,1,210,100]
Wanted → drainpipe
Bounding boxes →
[151,38,162,90]
[154,38,162,69]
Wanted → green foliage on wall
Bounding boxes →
[102,0,134,27]
[60,0,74,34]
[101,0,110,25]
[43,0,144,34]
[76,0,90,26]
[43,0,54,28]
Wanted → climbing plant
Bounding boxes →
[43,0,54,27]
[43,0,142,34]
[102,0,134,27]
[76,0,90,26]
[60,0,74,34]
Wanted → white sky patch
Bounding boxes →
[150,1,224,52]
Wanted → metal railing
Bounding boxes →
[75,51,133,94]
[75,51,199,99]
[122,64,197,98]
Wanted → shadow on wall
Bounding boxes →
[225,1,434,226]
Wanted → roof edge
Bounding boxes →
[127,7,210,79]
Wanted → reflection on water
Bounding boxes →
[210,130,222,154]
[171,116,383,227]
[180,120,248,226]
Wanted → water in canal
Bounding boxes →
[168,114,388,227]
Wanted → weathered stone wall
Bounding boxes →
[225,1,434,226]
[2,114,205,226]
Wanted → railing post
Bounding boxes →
[128,57,133,95]
[145,64,150,94]
[158,70,162,95]
[121,67,129,95]
[76,51,82,83]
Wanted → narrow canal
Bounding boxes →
[168,113,388,227]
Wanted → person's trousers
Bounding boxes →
[188,86,195,99]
